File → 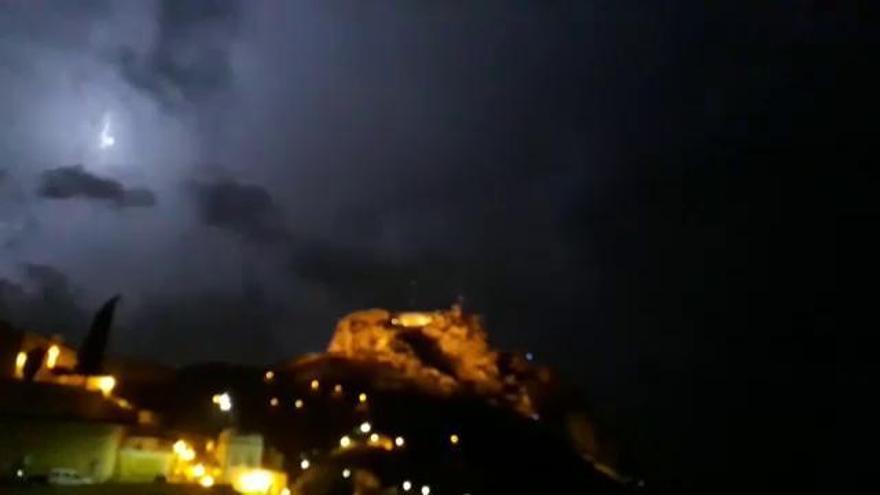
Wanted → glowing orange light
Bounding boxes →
[264,370,275,381]
[270,397,279,407]
[14,351,27,379]
[358,392,368,403]
[310,379,320,391]
[449,433,460,445]
[340,435,352,448]
[395,436,405,447]
[396,312,433,327]
[369,433,379,443]
[87,375,116,396]
[46,345,60,369]
[294,398,304,409]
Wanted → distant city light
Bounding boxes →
[342,468,351,478]
[531,413,540,421]
[340,435,352,448]
[46,345,60,369]
[191,464,206,478]
[450,433,460,445]
[300,459,310,470]
[212,392,232,412]
[264,370,275,381]
[421,485,431,495]
[199,475,214,488]
[525,352,534,361]
[402,480,412,491]
[173,440,196,462]
[239,470,273,492]
[270,397,279,407]
[358,392,368,403]
[359,421,372,433]
[14,351,27,379]
[395,436,405,447]
[281,488,291,495]
[334,384,343,394]
[95,375,116,396]
[369,433,379,443]
[310,379,320,391]
[294,398,304,409]
[16,469,23,478]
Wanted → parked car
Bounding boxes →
[47,468,93,485]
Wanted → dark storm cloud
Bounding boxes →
[190,179,288,243]
[37,165,157,208]
[0,263,89,339]
[122,288,282,365]
[114,0,240,107]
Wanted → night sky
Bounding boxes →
[0,1,859,492]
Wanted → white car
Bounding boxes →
[48,468,94,485]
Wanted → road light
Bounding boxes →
[340,435,352,448]
[421,485,431,495]
[359,421,372,433]
[395,436,405,447]
[402,480,412,491]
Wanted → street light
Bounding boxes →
[212,392,232,412]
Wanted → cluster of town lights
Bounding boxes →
[401,480,432,494]
[173,440,196,462]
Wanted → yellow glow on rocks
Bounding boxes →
[395,312,434,327]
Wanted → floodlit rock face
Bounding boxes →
[327,306,535,414]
